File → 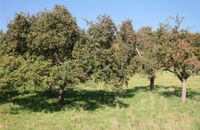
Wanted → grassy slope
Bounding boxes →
[0,72,200,130]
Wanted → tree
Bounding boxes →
[72,30,96,78]
[157,16,200,102]
[118,20,138,72]
[51,61,87,105]
[26,5,82,93]
[87,15,117,49]
[3,13,30,55]
[137,26,161,90]
[87,15,129,90]
[73,15,117,80]
[28,5,80,64]
[118,20,137,46]
[74,16,133,93]
[0,5,87,105]
[116,20,138,87]
[77,15,117,75]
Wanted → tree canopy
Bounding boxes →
[157,17,200,102]
[0,6,199,104]
[28,5,80,64]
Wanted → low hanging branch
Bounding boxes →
[136,47,142,58]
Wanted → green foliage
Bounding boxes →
[0,5,85,104]
[115,20,138,79]
[92,49,128,88]
[0,55,52,91]
[51,60,87,89]
[3,13,30,55]
[73,35,129,90]
[49,60,87,104]
[0,55,23,90]
[74,16,131,90]
[0,30,5,56]
[119,20,137,46]
[1,5,200,104]
[194,33,200,60]
[137,26,160,79]
[157,17,200,81]
[87,15,116,49]
[72,31,95,77]
[28,5,80,63]
[0,30,4,42]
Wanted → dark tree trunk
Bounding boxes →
[150,77,155,91]
[181,79,186,102]
[48,85,52,92]
[58,86,65,105]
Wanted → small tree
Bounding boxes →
[157,16,200,102]
[137,26,161,90]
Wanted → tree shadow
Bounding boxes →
[0,90,20,104]
[1,85,199,113]
[158,86,200,99]
[122,85,200,100]
[120,86,149,98]
[0,86,150,113]
[0,89,130,113]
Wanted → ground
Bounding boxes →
[0,72,200,130]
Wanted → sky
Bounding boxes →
[0,0,200,32]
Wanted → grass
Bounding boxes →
[0,72,200,130]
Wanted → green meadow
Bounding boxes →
[1,72,200,130]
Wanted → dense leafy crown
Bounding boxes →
[3,14,30,55]
[87,15,116,49]
[28,5,80,63]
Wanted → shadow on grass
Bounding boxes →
[0,85,199,113]
[0,88,130,112]
[158,86,200,99]
[124,85,200,100]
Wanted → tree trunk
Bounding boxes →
[150,77,155,91]
[48,85,52,91]
[181,79,187,102]
[58,86,65,105]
